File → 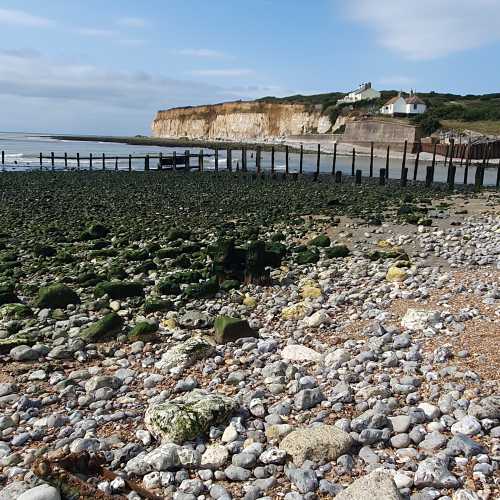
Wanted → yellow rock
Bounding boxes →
[377,240,401,251]
[282,303,307,320]
[162,318,177,330]
[243,295,257,309]
[386,266,407,282]
[301,286,322,299]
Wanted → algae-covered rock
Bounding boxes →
[94,281,144,300]
[155,337,215,371]
[143,298,174,314]
[325,244,350,258]
[183,278,219,299]
[128,321,158,342]
[167,228,191,242]
[0,336,36,354]
[79,312,124,343]
[301,285,322,299]
[282,303,308,320]
[309,234,331,248]
[145,390,237,444]
[295,249,319,265]
[0,283,19,306]
[80,223,110,240]
[157,279,181,296]
[220,280,240,292]
[214,316,258,344]
[0,303,33,320]
[33,244,57,258]
[243,295,257,309]
[386,266,407,282]
[36,283,80,309]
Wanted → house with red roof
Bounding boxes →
[380,91,426,116]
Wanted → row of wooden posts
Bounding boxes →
[1,139,499,188]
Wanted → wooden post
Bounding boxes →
[215,148,219,172]
[40,153,43,169]
[369,142,374,177]
[385,145,390,180]
[185,150,190,170]
[299,144,303,174]
[102,153,106,170]
[1,151,4,165]
[443,144,449,170]
[413,142,420,181]
[447,139,455,184]
[401,140,408,180]
[128,154,132,171]
[172,151,177,171]
[227,149,232,171]
[316,143,321,175]
[355,169,362,185]
[431,142,437,183]
[158,152,163,171]
[115,157,118,171]
[89,153,93,171]
[496,158,500,189]
[145,154,149,171]
[351,147,355,176]
[474,165,482,191]
[448,164,456,189]
[51,152,55,170]
[64,152,68,169]
[332,142,337,176]
[425,165,433,187]
[401,167,408,187]
[199,149,204,171]
[379,168,386,185]
[270,146,275,174]
[285,146,289,175]
[335,170,342,184]
[241,147,246,172]
[77,153,80,170]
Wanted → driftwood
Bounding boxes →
[33,451,163,500]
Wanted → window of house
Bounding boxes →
[413,104,417,110]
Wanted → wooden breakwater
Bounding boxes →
[1,141,499,189]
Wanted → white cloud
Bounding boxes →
[76,28,119,38]
[190,69,255,77]
[0,7,53,27]
[347,0,500,60]
[173,48,228,59]
[116,17,148,28]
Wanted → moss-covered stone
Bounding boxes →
[0,336,35,354]
[167,228,191,241]
[156,279,181,296]
[36,283,80,309]
[156,337,216,371]
[0,303,33,320]
[94,281,144,300]
[33,244,57,257]
[145,390,237,444]
[309,234,331,248]
[156,247,184,259]
[124,249,150,261]
[79,312,124,343]
[183,277,219,299]
[80,223,110,240]
[214,316,257,344]
[128,321,158,342]
[325,244,350,258]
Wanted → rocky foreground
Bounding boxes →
[0,172,498,500]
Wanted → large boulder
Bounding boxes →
[279,424,353,466]
[155,337,215,371]
[335,470,402,500]
[214,316,257,344]
[36,284,80,309]
[145,390,237,444]
[79,312,124,343]
[127,321,158,343]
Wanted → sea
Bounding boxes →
[0,132,497,185]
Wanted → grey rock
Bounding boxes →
[294,388,325,410]
[17,484,61,500]
[224,465,251,481]
[446,434,486,457]
[334,470,401,499]
[414,457,460,489]
[285,465,318,494]
[155,337,216,371]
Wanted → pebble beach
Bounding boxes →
[0,171,498,500]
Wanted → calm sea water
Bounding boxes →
[0,132,496,185]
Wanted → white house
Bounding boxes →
[338,82,381,104]
[380,91,427,116]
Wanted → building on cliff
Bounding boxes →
[337,82,381,104]
[380,91,427,116]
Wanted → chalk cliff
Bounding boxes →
[151,102,332,140]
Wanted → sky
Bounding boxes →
[0,0,499,135]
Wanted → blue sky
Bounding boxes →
[0,0,499,134]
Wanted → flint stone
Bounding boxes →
[279,424,353,466]
[281,345,321,363]
[155,337,215,371]
[145,390,237,444]
[17,484,61,500]
[201,445,229,469]
[414,457,460,489]
[294,388,324,410]
[401,309,440,331]
[334,469,402,500]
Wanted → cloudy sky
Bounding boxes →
[0,0,499,134]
